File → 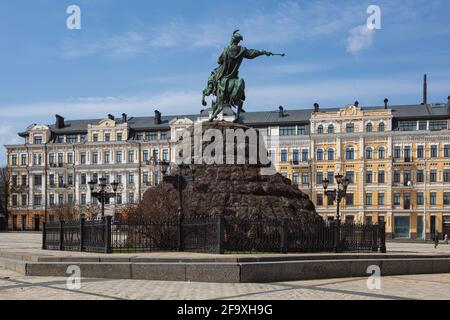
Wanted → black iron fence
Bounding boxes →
[43,215,386,254]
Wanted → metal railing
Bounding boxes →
[43,215,386,254]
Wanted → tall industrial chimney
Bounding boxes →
[422,74,428,105]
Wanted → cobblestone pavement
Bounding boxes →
[1,267,450,300]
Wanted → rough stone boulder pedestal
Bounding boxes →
[134,121,320,223]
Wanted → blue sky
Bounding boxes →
[1,0,450,162]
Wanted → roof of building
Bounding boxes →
[18,103,450,137]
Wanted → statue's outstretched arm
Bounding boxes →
[244,48,273,59]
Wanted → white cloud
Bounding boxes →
[346,24,375,54]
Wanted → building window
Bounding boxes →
[68,174,73,186]
[160,131,169,140]
[33,195,42,206]
[67,153,73,164]
[302,173,309,185]
[378,147,386,159]
[378,171,385,184]
[11,154,18,166]
[429,120,448,131]
[93,134,98,142]
[12,195,18,207]
[444,170,450,183]
[404,146,412,160]
[430,170,437,183]
[81,194,86,205]
[292,150,299,163]
[404,171,412,186]
[417,145,424,159]
[365,193,372,206]
[146,132,158,141]
[68,194,73,205]
[346,123,354,133]
[116,151,122,163]
[345,148,355,160]
[58,194,64,205]
[58,174,64,187]
[298,126,306,135]
[128,172,135,185]
[444,193,450,206]
[417,170,424,183]
[417,193,424,206]
[280,126,296,136]
[67,135,77,144]
[92,152,99,164]
[430,192,437,206]
[394,193,401,206]
[128,151,135,163]
[81,174,86,185]
[404,193,411,209]
[366,171,373,184]
[34,136,43,144]
[366,123,373,132]
[399,121,417,131]
[162,149,169,162]
[394,171,401,184]
[431,145,438,158]
[301,150,309,162]
[328,124,334,134]
[34,175,42,186]
[327,172,334,185]
[117,133,123,141]
[143,150,149,162]
[21,175,27,187]
[365,148,373,160]
[49,194,55,206]
[378,123,385,132]
[103,152,109,164]
[316,149,324,161]
[316,172,323,185]
[394,216,410,239]
[80,152,86,164]
[21,194,27,206]
[317,125,324,134]
[280,150,288,162]
[57,153,64,165]
[378,193,385,206]
[21,154,27,166]
[12,175,18,187]
[327,149,334,161]
[346,172,355,184]
[105,133,111,142]
[394,146,401,159]
[316,194,323,206]
[57,136,64,144]
[128,193,134,204]
[444,145,450,158]
[345,194,354,206]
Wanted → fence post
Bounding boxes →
[42,221,47,250]
[217,215,225,254]
[334,221,342,253]
[105,215,112,254]
[177,214,184,252]
[79,214,85,252]
[280,218,288,254]
[380,222,387,253]
[59,217,65,251]
[372,224,378,252]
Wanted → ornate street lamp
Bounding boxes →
[322,174,350,253]
[88,178,119,219]
[160,161,195,252]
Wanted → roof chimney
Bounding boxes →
[384,98,389,109]
[354,101,359,107]
[154,110,162,125]
[278,106,284,117]
[314,103,320,113]
[122,113,127,123]
[108,114,115,121]
[422,74,428,105]
[55,115,65,129]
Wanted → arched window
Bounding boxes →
[327,148,335,161]
[317,125,324,134]
[328,124,334,134]
[366,123,373,132]
[316,149,324,161]
[379,122,385,132]
[378,147,386,159]
[365,147,373,160]
[346,147,355,160]
[346,123,355,133]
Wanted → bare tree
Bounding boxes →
[0,166,10,231]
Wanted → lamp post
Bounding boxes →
[160,161,195,251]
[322,174,350,253]
[88,177,119,219]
